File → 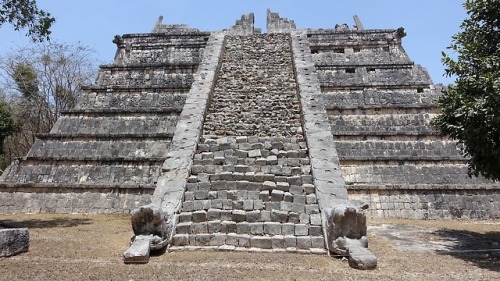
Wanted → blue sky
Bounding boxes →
[0,0,466,85]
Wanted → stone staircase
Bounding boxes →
[170,34,325,253]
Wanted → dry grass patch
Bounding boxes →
[0,214,499,280]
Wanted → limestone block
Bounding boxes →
[226,233,239,246]
[232,200,244,210]
[306,204,320,214]
[124,235,151,264]
[248,149,262,158]
[311,236,325,249]
[295,224,309,236]
[191,222,208,234]
[247,191,260,200]
[238,234,251,247]
[310,213,322,226]
[211,199,223,209]
[220,210,232,221]
[250,236,272,249]
[259,190,269,202]
[208,220,222,233]
[281,223,295,235]
[267,155,278,165]
[207,208,221,220]
[276,182,290,192]
[249,223,264,235]
[192,210,207,222]
[232,210,246,222]
[265,202,280,210]
[221,221,237,233]
[243,200,254,211]
[271,190,284,201]
[271,210,288,223]
[210,233,226,246]
[292,202,305,214]
[196,234,211,246]
[296,236,312,249]
[264,222,282,235]
[254,200,265,210]
[280,201,293,212]
[246,210,261,222]
[306,194,317,204]
[176,222,192,234]
[236,222,250,234]
[284,235,297,248]
[260,210,272,222]
[272,235,285,249]
[262,181,276,191]
[0,228,29,257]
[288,212,300,224]
[290,185,304,195]
[172,234,189,247]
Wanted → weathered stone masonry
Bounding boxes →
[1,10,500,269]
[169,33,325,253]
[0,21,211,213]
[306,27,500,220]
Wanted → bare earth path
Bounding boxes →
[1,214,499,280]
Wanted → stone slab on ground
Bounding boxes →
[123,235,151,264]
[0,228,29,257]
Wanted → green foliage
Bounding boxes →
[0,42,97,165]
[0,100,18,152]
[0,0,55,42]
[13,62,38,98]
[432,0,500,180]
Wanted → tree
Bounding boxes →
[0,42,97,165]
[0,0,55,42]
[0,99,17,150]
[432,0,500,180]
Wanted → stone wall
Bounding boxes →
[307,28,500,219]
[0,26,210,214]
[0,186,151,214]
[349,187,500,220]
[323,88,441,108]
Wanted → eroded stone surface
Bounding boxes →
[0,228,29,257]
[123,235,151,264]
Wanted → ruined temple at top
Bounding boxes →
[1,11,499,268]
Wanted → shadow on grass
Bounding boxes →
[0,217,92,229]
[434,229,500,272]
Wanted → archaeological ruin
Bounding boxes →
[1,10,499,269]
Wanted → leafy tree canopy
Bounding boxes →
[0,100,18,152]
[13,62,38,98]
[0,0,55,42]
[432,0,500,180]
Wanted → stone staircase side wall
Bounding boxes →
[152,31,226,224]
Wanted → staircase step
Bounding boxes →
[175,220,322,236]
[168,245,327,255]
[171,233,325,250]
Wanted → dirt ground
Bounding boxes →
[1,214,499,281]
